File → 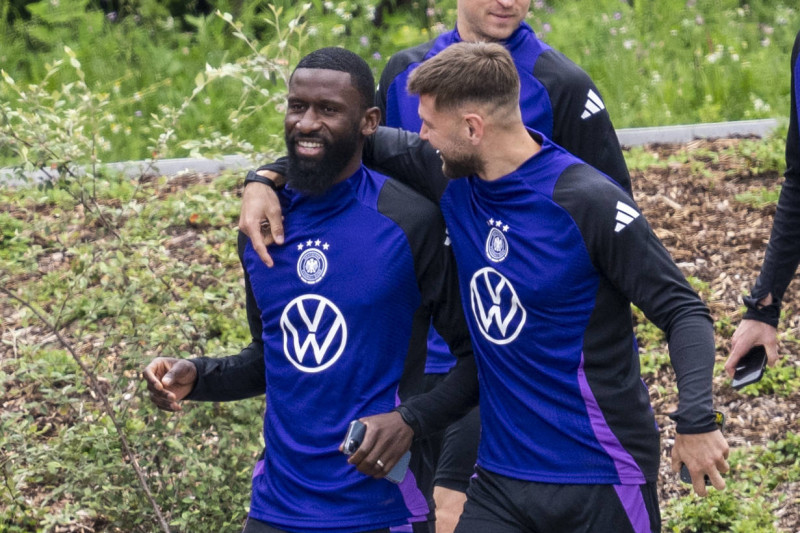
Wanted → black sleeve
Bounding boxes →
[257,158,288,179]
[377,179,479,437]
[187,232,266,401]
[555,165,717,434]
[745,30,800,327]
[536,50,633,196]
[395,355,479,438]
[363,126,449,202]
[375,40,433,125]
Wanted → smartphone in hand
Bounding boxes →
[341,419,410,484]
[341,420,367,455]
[731,345,767,390]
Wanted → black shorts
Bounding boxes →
[242,517,433,533]
[455,466,661,533]
[423,373,481,493]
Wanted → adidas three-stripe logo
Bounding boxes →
[614,201,640,233]
[581,89,605,120]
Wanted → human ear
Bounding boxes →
[463,113,484,145]
[361,107,381,136]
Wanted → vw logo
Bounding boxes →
[469,267,526,345]
[280,295,347,373]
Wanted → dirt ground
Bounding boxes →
[629,138,800,530]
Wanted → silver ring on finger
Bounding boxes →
[376,459,385,469]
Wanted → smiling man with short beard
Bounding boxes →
[142,46,477,533]
[284,89,363,196]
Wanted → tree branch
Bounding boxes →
[0,287,171,533]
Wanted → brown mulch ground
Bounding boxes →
[630,138,800,530]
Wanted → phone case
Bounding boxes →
[341,420,366,455]
[731,345,767,390]
[385,451,411,484]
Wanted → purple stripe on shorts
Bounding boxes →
[395,389,431,519]
[614,484,651,533]
[577,353,645,484]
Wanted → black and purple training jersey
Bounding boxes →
[387,130,718,485]
[191,165,475,532]
[376,20,631,375]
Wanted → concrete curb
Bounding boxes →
[615,118,780,147]
[0,155,255,187]
[0,118,783,187]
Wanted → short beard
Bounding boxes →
[285,128,360,196]
[440,150,484,179]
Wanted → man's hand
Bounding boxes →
[727,319,779,377]
[342,411,414,479]
[143,357,198,412]
[239,170,286,267]
[671,430,729,496]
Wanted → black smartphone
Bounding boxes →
[680,410,725,485]
[731,345,768,390]
[341,419,366,455]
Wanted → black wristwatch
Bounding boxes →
[244,170,281,192]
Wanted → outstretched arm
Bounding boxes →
[556,165,728,495]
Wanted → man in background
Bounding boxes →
[728,29,800,376]
[344,41,730,532]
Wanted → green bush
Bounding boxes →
[2,0,798,166]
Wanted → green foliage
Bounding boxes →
[624,145,670,172]
[639,349,671,378]
[633,304,666,350]
[664,433,800,532]
[736,187,782,208]
[0,211,29,261]
[0,0,443,164]
[728,135,788,177]
[532,1,799,128]
[2,0,799,165]
[664,488,777,532]
[1,49,114,175]
[733,358,800,397]
[0,166,264,531]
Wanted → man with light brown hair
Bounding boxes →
[344,41,730,532]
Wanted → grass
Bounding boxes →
[1,0,799,166]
